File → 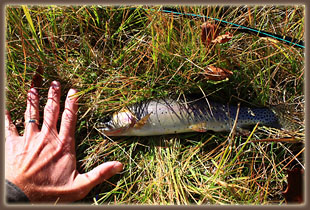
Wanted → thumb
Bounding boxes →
[78,161,123,189]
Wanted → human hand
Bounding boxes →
[5,81,123,203]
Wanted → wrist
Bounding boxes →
[5,180,30,203]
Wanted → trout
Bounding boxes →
[99,98,289,136]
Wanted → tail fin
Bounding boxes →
[270,104,304,131]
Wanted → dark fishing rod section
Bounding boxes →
[151,6,304,49]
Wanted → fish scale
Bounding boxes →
[100,98,282,136]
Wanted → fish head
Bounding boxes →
[100,109,136,136]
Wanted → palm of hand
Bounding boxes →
[5,81,122,203]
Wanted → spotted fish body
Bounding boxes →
[100,98,281,136]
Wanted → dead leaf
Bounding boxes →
[30,65,44,88]
[282,168,304,203]
[202,65,233,81]
[201,22,221,46]
[211,32,233,44]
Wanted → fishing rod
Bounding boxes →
[135,7,304,49]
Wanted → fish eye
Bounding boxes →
[103,115,112,123]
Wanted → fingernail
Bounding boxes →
[67,89,78,100]
[51,81,60,90]
[113,162,123,173]
[51,80,60,86]
[28,88,38,100]
[29,88,38,95]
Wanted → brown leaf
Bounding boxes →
[201,22,221,46]
[282,168,304,203]
[30,65,44,88]
[211,32,233,44]
[202,65,233,81]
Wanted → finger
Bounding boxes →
[5,110,19,139]
[59,89,78,139]
[77,161,123,189]
[24,88,40,133]
[42,81,61,134]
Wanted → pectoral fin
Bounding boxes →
[189,122,207,132]
[134,113,151,129]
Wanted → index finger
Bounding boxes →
[59,89,78,139]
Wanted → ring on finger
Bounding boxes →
[27,119,39,125]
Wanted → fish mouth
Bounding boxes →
[99,120,116,131]
[97,123,119,135]
[97,115,116,131]
[100,123,113,131]
[98,110,137,136]
[97,117,127,135]
[100,123,128,135]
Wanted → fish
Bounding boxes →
[99,98,290,136]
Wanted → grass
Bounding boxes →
[5,5,304,205]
